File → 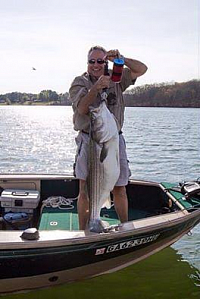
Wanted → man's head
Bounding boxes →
[87,46,107,79]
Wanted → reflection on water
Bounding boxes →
[0,106,76,174]
[172,225,200,271]
[2,248,199,299]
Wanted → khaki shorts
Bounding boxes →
[74,132,131,186]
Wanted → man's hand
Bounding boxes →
[106,49,148,80]
[105,49,121,62]
[94,75,110,91]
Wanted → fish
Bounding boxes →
[87,100,120,233]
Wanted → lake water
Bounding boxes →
[0,106,199,299]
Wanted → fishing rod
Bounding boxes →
[101,60,110,101]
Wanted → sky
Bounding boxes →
[0,0,199,94]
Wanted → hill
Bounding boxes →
[124,80,200,108]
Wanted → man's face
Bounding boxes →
[87,50,105,79]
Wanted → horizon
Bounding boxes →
[0,78,199,96]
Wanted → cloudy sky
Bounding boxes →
[0,0,199,94]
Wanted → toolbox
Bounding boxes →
[0,189,40,213]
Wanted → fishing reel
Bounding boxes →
[104,55,125,82]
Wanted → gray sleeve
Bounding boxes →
[69,77,88,108]
[120,68,136,92]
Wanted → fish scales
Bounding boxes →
[88,138,102,220]
[87,101,120,233]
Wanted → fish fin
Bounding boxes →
[100,143,108,163]
[102,196,111,209]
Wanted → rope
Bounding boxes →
[41,196,77,211]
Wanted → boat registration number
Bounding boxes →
[95,233,160,255]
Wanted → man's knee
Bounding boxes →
[112,186,127,198]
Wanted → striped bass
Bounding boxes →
[87,101,120,233]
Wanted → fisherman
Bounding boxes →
[69,46,147,230]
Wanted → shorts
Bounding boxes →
[74,132,131,186]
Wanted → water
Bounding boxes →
[0,106,199,298]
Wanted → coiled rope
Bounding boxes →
[41,196,77,211]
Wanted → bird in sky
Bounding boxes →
[32,67,36,70]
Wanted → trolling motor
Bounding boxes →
[180,180,200,199]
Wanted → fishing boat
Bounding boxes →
[0,174,199,294]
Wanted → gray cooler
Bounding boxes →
[0,189,40,214]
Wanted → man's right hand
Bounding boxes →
[95,75,110,92]
[77,75,110,115]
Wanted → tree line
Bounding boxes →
[0,80,199,107]
[124,79,200,107]
[0,90,70,105]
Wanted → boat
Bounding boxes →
[0,174,199,294]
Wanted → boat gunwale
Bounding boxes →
[0,208,199,250]
[0,174,159,186]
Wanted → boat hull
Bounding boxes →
[0,210,199,294]
[0,174,200,294]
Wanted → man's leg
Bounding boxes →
[112,186,128,223]
[77,179,89,230]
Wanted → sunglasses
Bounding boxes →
[88,58,105,65]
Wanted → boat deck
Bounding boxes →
[0,176,199,232]
[38,182,200,231]
[38,205,149,231]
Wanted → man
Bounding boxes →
[69,46,147,230]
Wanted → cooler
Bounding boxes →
[0,189,40,213]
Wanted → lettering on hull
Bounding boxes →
[95,234,160,255]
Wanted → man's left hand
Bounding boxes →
[105,49,121,62]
